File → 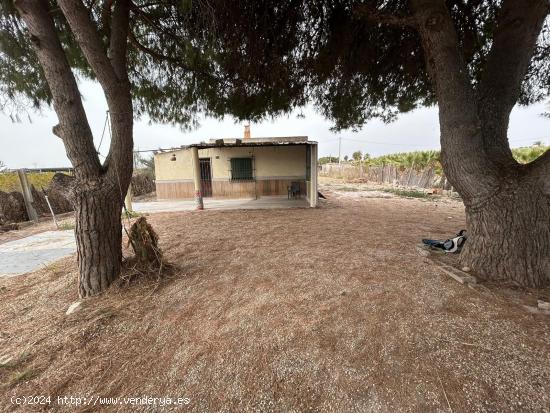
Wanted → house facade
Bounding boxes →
[154,136,318,207]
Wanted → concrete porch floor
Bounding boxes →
[133,196,310,213]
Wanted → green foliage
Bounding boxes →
[0,173,20,192]
[512,143,549,164]
[352,151,362,161]
[0,2,51,116]
[196,1,547,129]
[58,222,75,231]
[0,0,309,126]
[0,4,410,124]
[1,1,548,132]
[366,150,441,170]
[318,156,339,165]
[359,144,549,171]
[0,172,56,192]
[123,210,142,219]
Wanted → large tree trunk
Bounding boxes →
[410,0,550,288]
[74,109,133,297]
[460,180,550,287]
[15,0,134,297]
[75,183,124,297]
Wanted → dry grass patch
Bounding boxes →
[0,195,549,412]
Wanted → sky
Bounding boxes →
[1,79,549,169]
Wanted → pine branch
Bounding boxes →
[354,4,417,27]
[476,0,549,167]
[57,0,126,100]
[13,0,102,180]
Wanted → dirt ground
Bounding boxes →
[1,185,549,412]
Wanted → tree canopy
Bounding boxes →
[175,0,550,129]
[0,0,308,125]
[0,1,209,125]
[3,1,547,131]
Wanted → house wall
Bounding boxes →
[154,145,308,199]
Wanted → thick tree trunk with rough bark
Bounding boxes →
[410,0,550,287]
[75,184,124,297]
[460,180,550,287]
[15,0,133,297]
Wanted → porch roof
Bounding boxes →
[154,136,316,153]
[189,136,315,150]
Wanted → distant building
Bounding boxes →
[154,135,318,208]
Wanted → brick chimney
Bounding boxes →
[244,123,251,140]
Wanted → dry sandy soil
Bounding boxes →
[1,186,549,412]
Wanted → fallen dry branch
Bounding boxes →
[128,217,162,266]
[0,223,19,233]
[120,216,168,285]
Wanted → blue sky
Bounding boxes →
[1,79,548,168]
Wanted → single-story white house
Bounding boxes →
[153,135,318,208]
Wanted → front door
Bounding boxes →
[199,158,213,197]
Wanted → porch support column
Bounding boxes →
[191,146,204,210]
[124,183,133,212]
[309,143,318,207]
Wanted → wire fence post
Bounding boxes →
[42,189,59,229]
[17,169,39,223]
[125,183,133,212]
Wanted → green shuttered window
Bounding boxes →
[230,158,254,181]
